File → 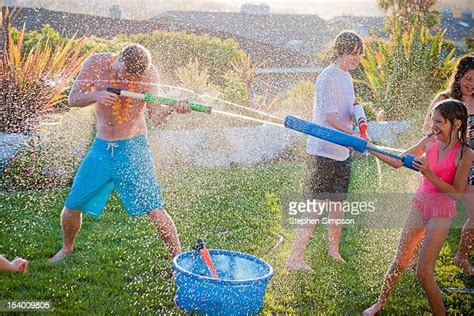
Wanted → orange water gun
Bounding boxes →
[353,102,369,139]
[193,239,219,279]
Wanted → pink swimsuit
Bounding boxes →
[412,140,461,220]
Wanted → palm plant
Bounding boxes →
[359,19,456,120]
[0,7,93,133]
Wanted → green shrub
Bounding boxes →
[175,59,219,95]
[277,80,314,120]
[122,31,243,85]
[359,19,457,120]
[0,9,93,133]
[1,109,95,191]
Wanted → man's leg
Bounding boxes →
[148,209,181,258]
[49,208,82,262]
[328,201,344,260]
[286,208,320,271]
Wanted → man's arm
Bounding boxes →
[68,55,118,108]
[324,112,358,135]
[146,65,174,123]
[146,65,191,123]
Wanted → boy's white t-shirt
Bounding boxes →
[306,63,355,161]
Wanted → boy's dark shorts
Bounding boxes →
[303,154,351,202]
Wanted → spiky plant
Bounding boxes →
[358,19,457,120]
[0,8,93,133]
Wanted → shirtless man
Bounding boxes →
[49,44,191,262]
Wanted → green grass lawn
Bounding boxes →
[0,157,472,314]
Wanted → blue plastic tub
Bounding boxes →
[172,249,273,315]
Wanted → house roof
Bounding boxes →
[4,6,164,39]
[152,11,335,55]
[326,15,387,37]
[440,15,473,43]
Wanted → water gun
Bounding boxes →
[284,115,417,171]
[353,102,369,139]
[192,239,219,279]
[106,88,212,114]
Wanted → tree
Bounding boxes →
[359,20,457,120]
[377,0,440,29]
[465,30,474,50]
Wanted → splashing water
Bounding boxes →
[375,145,406,153]
[211,109,284,127]
[368,145,407,188]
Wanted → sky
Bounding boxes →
[206,0,473,19]
[16,0,473,20]
[219,0,386,18]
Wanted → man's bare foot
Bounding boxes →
[363,302,383,316]
[285,259,313,271]
[48,248,72,263]
[328,251,345,261]
[453,256,474,276]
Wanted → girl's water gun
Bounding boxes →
[353,102,369,139]
[106,88,212,114]
[284,115,417,171]
[192,239,219,279]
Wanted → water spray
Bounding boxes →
[106,88,411,169]
[106,88,212,114]
[284,115,418,171]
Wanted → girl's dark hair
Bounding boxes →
[443,55,474,101]
[433,99,470,158]
[331,31,363,62]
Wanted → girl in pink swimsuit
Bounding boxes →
[364,99,472,316]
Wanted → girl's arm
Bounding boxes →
[414,147,473,199]
[368,136,432,168]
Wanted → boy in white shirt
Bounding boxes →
[286,31,364,270]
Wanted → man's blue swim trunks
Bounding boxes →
[65,134,163,217]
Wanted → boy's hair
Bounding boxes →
[120,44,151,76]
[332,31,363,62]
[433,99,470,157]
[444,55,474,101]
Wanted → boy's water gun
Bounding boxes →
[353,102,369,139]
[106,88,212,114]
[192,239,219,279]
[284,115,417,171]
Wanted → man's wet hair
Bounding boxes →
[120,44,151,76]
[332,31,363,62]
